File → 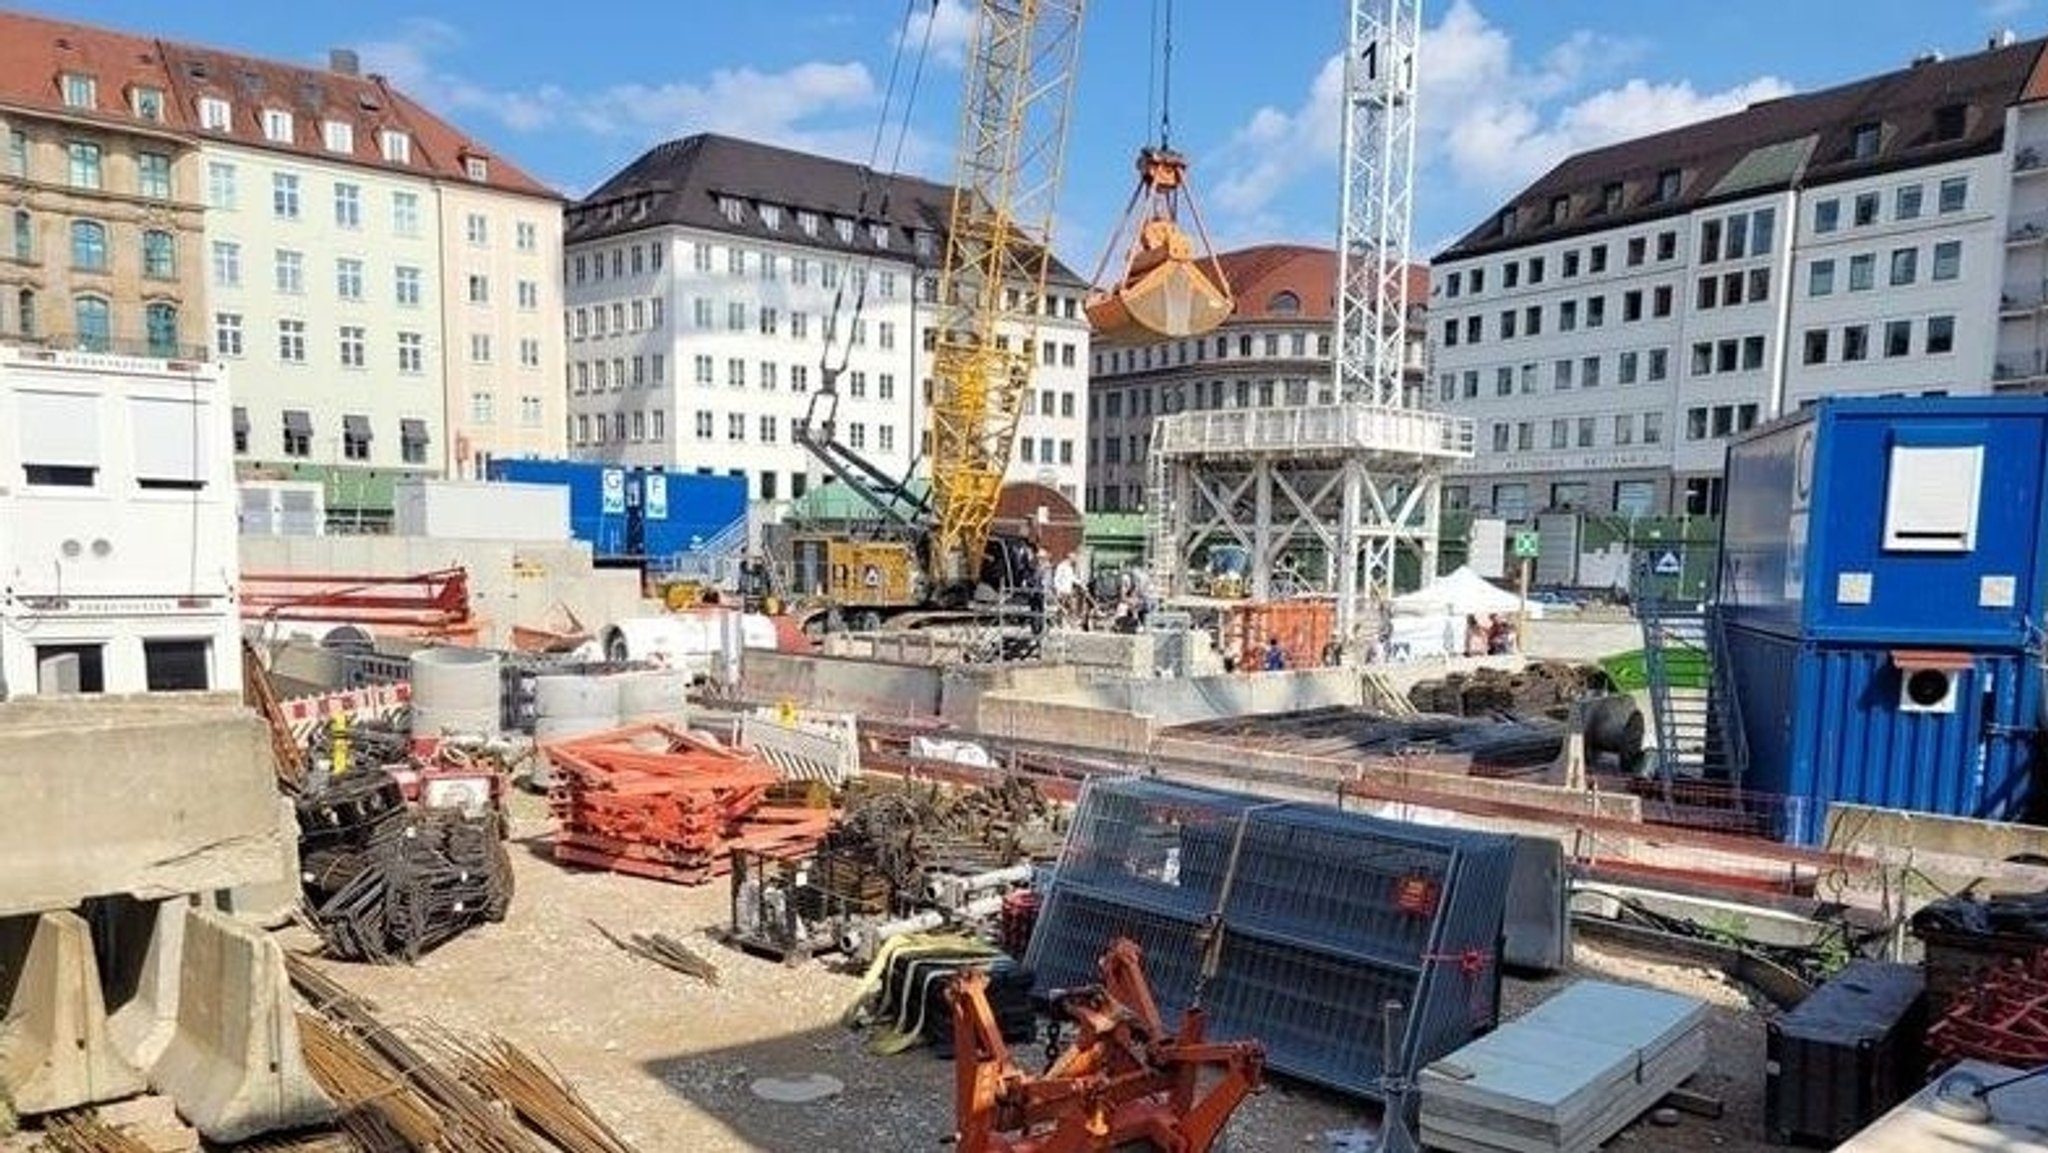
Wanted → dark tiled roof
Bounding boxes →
[568,133,1083,284]
[1441,36,2048,260]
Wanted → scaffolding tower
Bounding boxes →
[1148,0,1472,646]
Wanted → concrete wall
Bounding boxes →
[0,696,287,917]
[741,650,944,719]
[966,667,1365,751]
[240,533,655,650]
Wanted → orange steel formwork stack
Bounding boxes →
[542,723,831,884]
[1220,598,1338,671]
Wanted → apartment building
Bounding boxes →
[0,14,208,357]
[562,134,1091,506]
[1,11,566,527]
[1085,245,1430,513]
[1429,33,2041,519]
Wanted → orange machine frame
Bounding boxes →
[949,937,1263,1153]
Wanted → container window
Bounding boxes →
[1882,444,1982,552]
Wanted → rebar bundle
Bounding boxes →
[290,956,637,1153]
[298,776,513,964]
[37,1111,153,1153]
[590,921,721,985]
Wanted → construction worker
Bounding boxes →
[1262,636,1287,671]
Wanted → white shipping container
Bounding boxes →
[392,479,570,542]
[237,481,327,536]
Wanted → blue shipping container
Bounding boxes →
[1723,626,2040,845]
[483,459,633,556]
[638,473,747,561]
[1720,397,2048,646]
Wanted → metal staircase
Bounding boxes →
[1634,559,1748,787]
[652,515,749,587]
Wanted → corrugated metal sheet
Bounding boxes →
[1724,627,2040,844]
[1024,777,1513,1100]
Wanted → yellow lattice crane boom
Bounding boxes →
[928,0,1087,585]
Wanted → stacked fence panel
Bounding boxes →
[1023,777,1513,1100]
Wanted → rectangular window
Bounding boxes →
[339,325,365,368]
[1699,219,1722,264]
[277,319,306,363]
[1853,192,1880,227]
[1627,236,1647,266]
[1554,359,1573,389]
[1814,199,1840,234]
[211,241,241,288]
[1752,207,1776,253]
[1623,291,1642,322]
[470,333,492,363]
[274,249,303,294]
[521,338,540,367]
[336,258,363,300]
[1692,342,1713,376]
[1581,356,1602,387]
[262,108,294,143]
[1932,240,1962,281]
[214,312,243,357]
[1804,328,1829,365]
[1696,277,1718,310]
[198,96,229,130]
[1926,314,1955,354]
[727,358,745,387]
[1577,418,1596,448]
[137,151,172,199]
[323,119,353,154]
[395,266,422,306]
[1741,335,1765,371]
[398,332,423,373]
[1748,268,1770,303]
[1807,260,1834,297]
[1644,412,1663,444]
[333,182,361,228]
[1652,285,1672,317]
[1842,324,1869,362]
[1889,247,1917,286]
[1896,184,1923,220]
[61,72,96,109]
[1939,176,1968,213]
[519,280,539,310]
[467,274,490,305]
[206,161,236,209]
[1687,407,1709,440]
[1849,253,1875,291]
[728,301,746,331]
[1614,414,1634,445]
[466,213,488,246]
[1618,350,1639,384]
[1587,296,1605,328]
[67,141,101,189]
[392,192,420,236]
[272,173,300,219]
[1648,348,1668,381]
[381,130,411,164]
[1885,319,1912,358]
[1550,419,1569,449]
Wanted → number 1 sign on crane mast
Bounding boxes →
[1337,0,1420,408]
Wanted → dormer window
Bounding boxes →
[130,86,164,121]
[870,223,890,248]
[380,129,411,164]
[1654,168,1681,202]
[198,97,231,131]
[1549,195,1569,225]
[1852,121,1881,160]
[834,217,854,242]
[1601,181,1623,214]
[1497,207,1516,237]
[464,155,488,182]
[914,230,935,257]
[322,120,353,153]
[798,211,819,237]
[761,204,782,230]
[718,196,743,224]
[1933,103,1967,142]
[1268,290,1301,315]
[60,73,96,110]
[261,108,293,143]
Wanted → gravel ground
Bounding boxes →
[293,792,1777,1152]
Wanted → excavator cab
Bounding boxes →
[1086,146,1234,339]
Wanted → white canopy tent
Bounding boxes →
[1389,565,1543,620]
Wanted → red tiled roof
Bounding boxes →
[0,10,187,131]
[0,8,554,199]
[1209,244,1429,322]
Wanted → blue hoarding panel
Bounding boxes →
[638,473,747,560]
[1724,626,2039,845]
[484,459,632,556]
[1720,398,2048,646]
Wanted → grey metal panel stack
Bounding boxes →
[1023,777,1514,1101]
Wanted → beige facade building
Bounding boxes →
[0,16,207,356]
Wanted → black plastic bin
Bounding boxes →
[1764,959,1926,1146]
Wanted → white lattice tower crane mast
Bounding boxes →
[1337,0,1421,407]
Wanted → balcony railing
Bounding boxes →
[1152,402,1474,460]
[0,330,211,362]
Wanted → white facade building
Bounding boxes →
[0,347,239,696]
[1430,35,2042,518]
[562,135,1090,507]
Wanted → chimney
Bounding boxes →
[1991,28,2019,50]
[329,48,360,76]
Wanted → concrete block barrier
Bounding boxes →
[0,910,146,1113]
[150,909,332,1142]
[102,897,189,1073]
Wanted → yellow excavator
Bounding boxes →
[784,0,1231,638]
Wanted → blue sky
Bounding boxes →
[28,0,2048,265]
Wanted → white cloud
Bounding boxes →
[1206,0,1793,241]
[898,0,976,69]
[352,18,944,180]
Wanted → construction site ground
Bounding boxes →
[289,791,1777,1153]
